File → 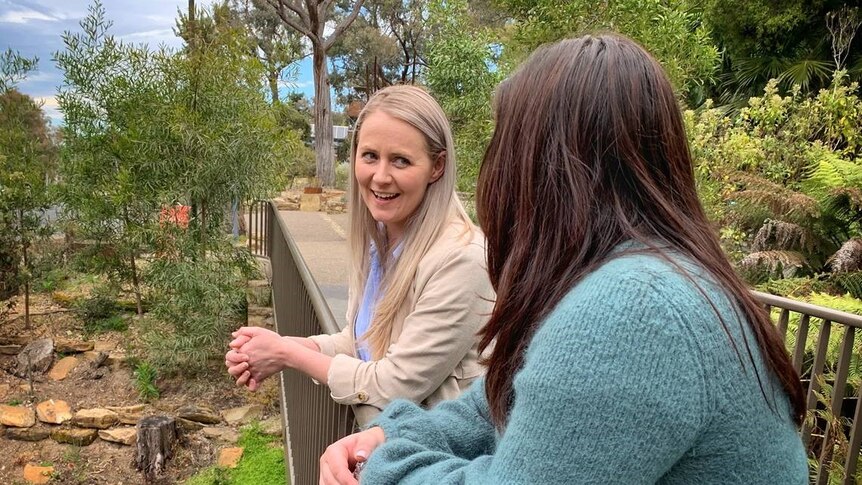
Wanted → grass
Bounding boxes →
[84,314,129,335]
[184,423,287,485]
[132,362,160,401]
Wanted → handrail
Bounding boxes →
[754,290,862,329]
[263,200,354,485]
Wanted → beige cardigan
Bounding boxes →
[309,221,494,425]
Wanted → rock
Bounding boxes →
[221,404,263,426]
[81,351,108,364]
[300,193,322,212]
[105,404,145,425]
[259,416,283,437]
[55,339,94,353]
[247,305,273,318]
[36,400,73,424]
[0,344,22,355]
[23,463,54,484]
[6,426,51,441]
[48,356,79,381]
[0,405,36,428]
[246,281,272,307]
[93,341,115,352]
[71,408,118,429]
[177,417,205,432]
[15,338,54,377]
[247,315,273,328]
[99,427,137,445]
[176,404,221,425]
[0,383,10,397]
[217,447,244,468]
[105,351,128,367]
[0,336,29,345]
[202,427,239,443]
[51,427,98,446]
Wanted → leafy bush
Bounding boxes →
[133,361,160,401]
[75,285,119,323]
[142,240,255,376]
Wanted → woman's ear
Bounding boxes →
[430,151,446,183]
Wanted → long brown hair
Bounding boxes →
[476,34,804,428]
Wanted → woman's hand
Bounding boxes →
[320,427,386,485]
[226,326,293,391]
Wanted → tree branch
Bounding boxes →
[265,0,312,36]
[324,0,366,52]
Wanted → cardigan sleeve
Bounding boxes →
[360,269,710,484]
[325,241,492,411]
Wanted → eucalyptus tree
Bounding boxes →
[263,0,366,186]
[54,2,167,315]
[0,52,55,325]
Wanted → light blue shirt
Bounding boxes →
[355,242,401,361]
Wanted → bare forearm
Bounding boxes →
[283,344,332,384]
[287,336,320,352]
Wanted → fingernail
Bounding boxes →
[356,450,367,461]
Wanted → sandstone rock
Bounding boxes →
[300,193,321,212]
[71,408,118,429]
[51,427,98,446]
[0,344,22,355]
[177,417,205,432]
[23,463,54,484]
[0,405,36,427]
[98,427,137,445]
[6,426,51,441]
[247,305,273,318]
[247,315,273,328]
[36,400,73,424]
[221,404,263,426]
[15,338,54,377]
[93,341,115,352]
[259,416,283,437]
[105,351,128,367]
[218,447,244,468]
[202,426,239,443]
[55,339,94,353]
[176,404,221,425]
[0,383,10,397]
[48,356,79,381]
[81,351,107,364]
[105,404,145,425]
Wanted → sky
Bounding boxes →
[0,0,316,125]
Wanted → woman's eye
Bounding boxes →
[361,151,377,162]
[392,157,410,168]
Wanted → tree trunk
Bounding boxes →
[312,45,335,186]
[135,415,178,483]
[130,253,143,316]
[268,70,280,106]
[19,208,30,329]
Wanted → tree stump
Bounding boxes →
[135,415,178,483]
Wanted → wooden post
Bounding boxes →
[135,415,179,483]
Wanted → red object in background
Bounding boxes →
[159,205,190,228]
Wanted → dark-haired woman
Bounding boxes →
[319,34,808,484]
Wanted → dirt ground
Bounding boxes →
[0,294,280,485]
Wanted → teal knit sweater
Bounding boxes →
[362,251,808,484]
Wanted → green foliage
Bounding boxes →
[132,361,160,401]
[334,162,350,191]
[142,239,254,375]
[0,49,38,92]
[426,0,502,192]
[183,422,285,485]
[687,75,862,286]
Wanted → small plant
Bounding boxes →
[7,398,22,406]
[75,285,119,322]
[133,362,160,401]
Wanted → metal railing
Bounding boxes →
[755,291,862,484]
[263,200,355,484]
[247,200,271,258]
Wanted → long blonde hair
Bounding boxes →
[348,85,473,359]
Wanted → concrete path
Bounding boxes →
[277,211,350,328]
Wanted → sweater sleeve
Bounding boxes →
[308,324,355,357]
[324,242,492,411]
[361,269,710,484]
[368,379,496,461]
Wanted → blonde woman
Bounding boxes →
[226,86,494,424]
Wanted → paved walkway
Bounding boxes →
[277,211,350,328]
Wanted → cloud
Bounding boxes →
[34,95,62,125]
[0,9,57,23]
[119,28,177,44]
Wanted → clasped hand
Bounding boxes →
[319,426,386,485]
[225,326,293,391]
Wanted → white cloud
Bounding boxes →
[34,95,62,125]
[0,9,59,23]
[120,28,175,41]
